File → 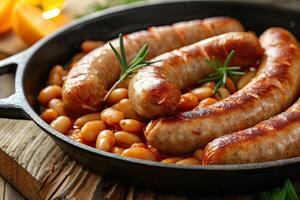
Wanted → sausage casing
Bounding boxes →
[129,32,263,119]
[62,17,244,113]
[145,28,300,154]
[202,99,300,165]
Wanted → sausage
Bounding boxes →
[202,98,300,165]
[145,28,300,154]
[62,17,244,113]
[129,32,263,119]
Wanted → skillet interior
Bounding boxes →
[18,0,300,193]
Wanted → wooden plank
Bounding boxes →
[3,182,25,200]
[0,119,99,200]
[0,177,5,200]
[0,176,25,200]
[0,120,135,200]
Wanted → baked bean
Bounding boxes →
[96,130,115,152]
[41,108,58,123]
[80,120,106,142]
[237,71,256,89]
[215,87,230,100]
[175,93,198,112]
[81,40,105,53]
[191,87,213,100]
[121,146,157,161]
[114,131,141,146]
[107,88,128,105]
[112,147,124,155]
[50,116,71,134]
[101,108,125,125]
[130,143,147,148]
[161,157,183,164]
[38,85,62,105]
[198,98,217,107]
[48,65,65,86]
[74,113,100,128]
[49,73,62,86]
[119,119,144,134]
[225,77,236,93]
[202,81,215,89]
[176,157,200,165]
[68,53,85,69]
[112,99,143,121]
[249,67,257,72]
[68,128,81,142]
[48,98,66,116]
[117,78,131,89]
[193,149,204,161]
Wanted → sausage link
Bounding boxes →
[62,17,244,113]
[145,28,300,154]
[129,32,262,118]
[202,99,300,165]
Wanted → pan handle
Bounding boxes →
[0,51,31,119]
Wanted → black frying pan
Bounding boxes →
[1,0,300,195]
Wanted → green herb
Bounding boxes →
[260,179,298,200]
[285,180,299,200]
[103,33,160,102]
[76,2,111,18]
[119,0,143,4]
[198,50,245,93]
[77,0,144,17]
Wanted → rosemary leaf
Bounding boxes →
[199,50,245,93]
[224,50,235,67]
[104,34,160,102]
[228,71,245,76]
[260,179,298,200]
[119,34,127,67]
[109,41,124,68]
[285,180,298,200]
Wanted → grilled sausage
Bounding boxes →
[145,28,300,154]
[202,98,300,165]
[129,32,263,119]
[62,17,244,113]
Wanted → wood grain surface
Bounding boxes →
[0,176,25,200]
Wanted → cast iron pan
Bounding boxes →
[1,0,300,195]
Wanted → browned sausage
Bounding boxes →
[145,28,300,154]
[129,32,263,119]
[202,98,300,165]
[62,17,244,113]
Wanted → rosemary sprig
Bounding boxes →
[103,33,160,102]
[260,179,298,200]
[198,50,245,93]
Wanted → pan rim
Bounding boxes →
[20,0,300,172]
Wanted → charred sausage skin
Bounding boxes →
[129,32,263,119]
[145,28,300,154]
[202,99,300,165]
[62,17,244,113]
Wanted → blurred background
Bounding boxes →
[0,0,300,59]
[0,0,146,99]
[0,0,145,58]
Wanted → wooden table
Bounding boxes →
[0,0,300,199]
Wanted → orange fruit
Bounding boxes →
[12,2,69,45]
[41,0,65,12]
[0,0,18,34]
